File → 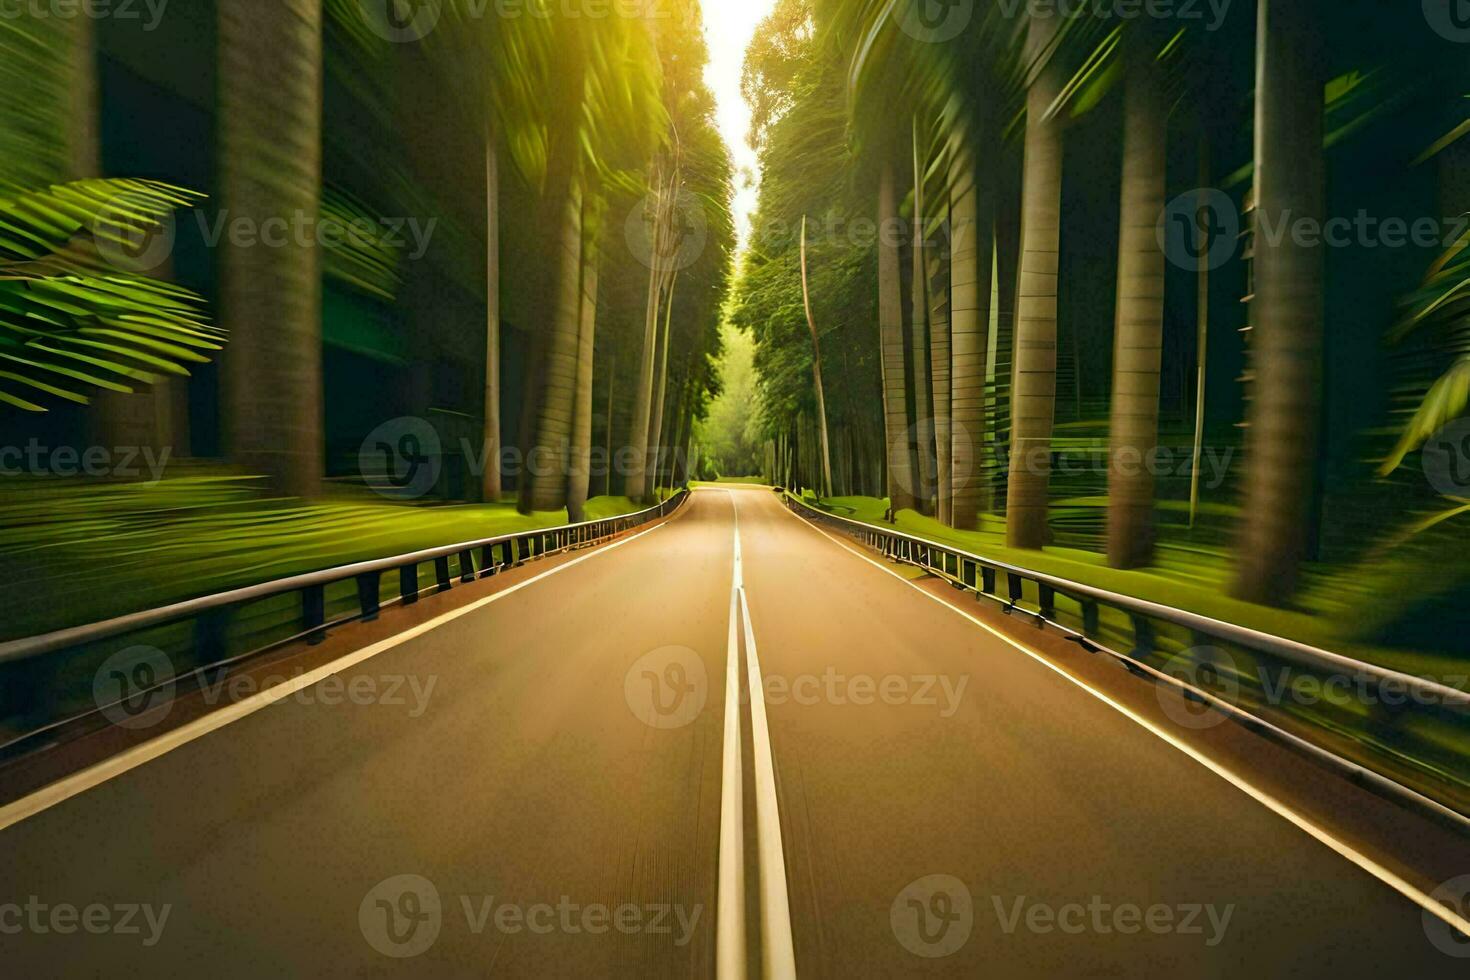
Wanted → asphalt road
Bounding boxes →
[0,486,1465,977]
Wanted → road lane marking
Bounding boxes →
[714,489,797,979]
[716,496,746,979]
[778,503,1470,940]
[0,516,676,835]
[740,587,797,979]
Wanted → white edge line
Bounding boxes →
[779,504,1470,939]
[735,498,797,978]
[0,518,673,836]
[716,494,747,980]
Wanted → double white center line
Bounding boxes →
[715,490,796,979]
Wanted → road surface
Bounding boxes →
[0,486,1465,976]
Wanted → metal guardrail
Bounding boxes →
[781,491,1470,831]
[0,491,689,668]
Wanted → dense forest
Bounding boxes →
[713,0,1470,653]
[0,0,734,519]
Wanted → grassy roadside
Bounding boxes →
[802,493,1467,684]
[0,470,652,642]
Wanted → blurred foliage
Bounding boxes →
[0,466,646,641]
[0,179,219,412]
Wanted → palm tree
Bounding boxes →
[949,123,995,530]
[1232,0,1326,603]
[925,151,953,525]
[482,127,504,502]
[218,0,324,498]
[621,164,675,503]
[521,12,663,513]
[879,158,918,513]
[1005,10,1065,549]
[567,193,603,522]
[645,266,679,495]
[1106,34,1167,570]
[910,121,937,513]
[523,138,587,512]
[801,215,835,497]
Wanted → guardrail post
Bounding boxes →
[1130,615,1155,659]
[434,556,452,592]
[1082,600,1100,638]
[399,565,419,605]
[303,585,326,644]
[1038,584,1056,620]
[196,608,230,663]
[357,571,382,622]
[459,550,476,584]
[1006,573,1023,610]
[480,546,496,578]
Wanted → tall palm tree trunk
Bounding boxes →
[482,127,504,502]
[602,346,617,497]
[910,124,937,513]
[523,155,585,513]
[566,199,601,523]
[1005,14,1065,548]
[624,166,675,501]
[879,160,918,513]
[949,130,995,530]
[1233,0,1325,603]
[1106,41,1167,569]
[219,0,323,498]
[645,269,678,497]
[801,216,835,496]
[927,181,953,525]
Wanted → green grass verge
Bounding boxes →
[807,493,1467,683]
[0,471,652,641]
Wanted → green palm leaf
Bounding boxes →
[0,178,220,413]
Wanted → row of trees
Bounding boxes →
[736,0,1470,607]
[1,0,734,519]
